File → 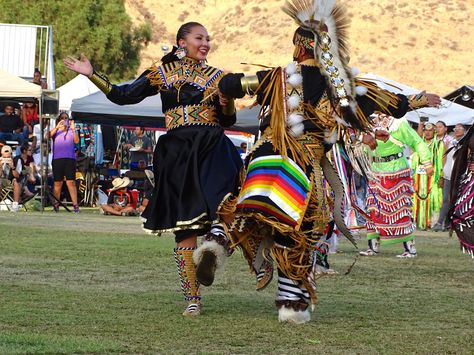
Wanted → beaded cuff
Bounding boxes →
[89,70,112,95]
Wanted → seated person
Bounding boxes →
[100,177,137,216]
[0,145,21,212]
[0,104,26,147]
[32,68,48,89]
[137,170,155,214]
[13,142,38,197]
[21,101,40,135]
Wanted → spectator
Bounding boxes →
[0,104,26,147]
[48,112,80,213]
[237,142,248,159]
[435,120,453,149]
[412,122,444,230]
[453,123,466,140]
[100,177,137,216]
[32,68,47,89]
[137,169,155,214]
[122,127,153,169]
[0,145,21,212]
[13,142,38,196]
[21,102,39,135]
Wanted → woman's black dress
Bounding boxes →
[105,58,242,234]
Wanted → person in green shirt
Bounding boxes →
[360,113,433,258]
[412,122,444,230]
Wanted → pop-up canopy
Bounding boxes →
[361,73,474,126]
[0,69,42,99]
[58,74,99,111]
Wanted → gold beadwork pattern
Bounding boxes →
[89,71,112,95]
[146,59,224,101]
[174,247,201,303]
[164,104,219,130]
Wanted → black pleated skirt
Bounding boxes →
[142,125,243,234]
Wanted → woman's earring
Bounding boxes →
[175,47,187,60]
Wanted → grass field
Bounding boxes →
[0,211,473,354]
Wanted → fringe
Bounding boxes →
[257,67,309,168]
[146,65,165,91]
[354,78,401,114]
[377,222,415,237]
[369,209,413,225]
[368,179,413,199]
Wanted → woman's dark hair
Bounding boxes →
[161,22,204,64]
[436,120,447,128]
[34,68,41,75]
[20,142,30,154]
[57,112,68,121]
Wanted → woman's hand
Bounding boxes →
[70,120,76,130]
[63,54,94,77]
[218,91,231,107]
[56,120,65,130]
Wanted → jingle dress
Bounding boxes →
[366,117,432,244]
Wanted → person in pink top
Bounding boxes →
[48,112,80,213]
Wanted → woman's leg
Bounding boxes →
[65,180,78,206]
[174,232,200,316]
[53,181,62,201]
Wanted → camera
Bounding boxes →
[420,116,429,123]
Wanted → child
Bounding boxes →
[100,177,137,216]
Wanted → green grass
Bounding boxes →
[0,212,473,354]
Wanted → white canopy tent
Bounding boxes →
[57,74,99,111]
[360,73,474,126]
[0,69,42,99]
[0,69,62,212]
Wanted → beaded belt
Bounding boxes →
[374,152,404,163]
[164,104,219,130]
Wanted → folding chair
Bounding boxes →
[0,178,31,212]
[0,179,15,211]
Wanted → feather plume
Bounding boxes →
[282,0,315,25]
[288,73,303,87]
[313,0,336,21]
[288,112,304,126]
[288,94,302,109]
[289,123,305,137]
[286,62,297,75]
[355,85,368,96]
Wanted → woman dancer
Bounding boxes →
[64,22,242,316]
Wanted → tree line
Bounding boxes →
[0,0,152,86]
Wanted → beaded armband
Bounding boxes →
[240,75,259,96]
[89,70,112,95]
[408,93,429,109]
